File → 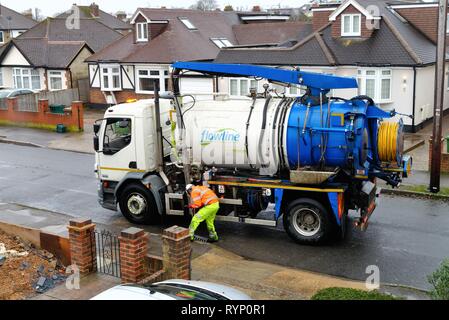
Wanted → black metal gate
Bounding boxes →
[94,230,121,277]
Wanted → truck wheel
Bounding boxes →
[283,198,334,245]
[119,183,160,225]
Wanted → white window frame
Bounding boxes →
[179,17,197,30]
[211,38,233,48]
[136,67,170,94]
[341,14,361,37]
[229,78,258,97]
[101,65,121,91]
[136,22,148,42]
[13,68,41,90]
[0,31,4,44]
[48,70,64,91]
[357,68,392,103]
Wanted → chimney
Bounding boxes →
[90,2,100,17]
[312,4,337,31]
[116,11,127,21]
[22,9,33,20]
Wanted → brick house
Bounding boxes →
[0,7,125,92]
[215,0,449,133]
[86,8,308,105]
[0,4,37,46]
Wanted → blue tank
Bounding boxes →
[286,99,387,172]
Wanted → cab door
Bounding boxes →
[98,117,139,182]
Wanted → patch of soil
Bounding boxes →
[0,230,64,300]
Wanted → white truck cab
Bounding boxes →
[94,99,172,223]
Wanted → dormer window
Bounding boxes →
[341,14,361,36]
[211,38,233,48]
[136,22,148,42]
[179,18,197,30]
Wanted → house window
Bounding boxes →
[179,18,196,30]
[49,71,64,91]
[136,22,148,41]
[101,66,121,91]
[357,69,392,103]
[229,78,258,97]
[0,31,4,44]
[13,68,41,90]
[211,38,233,48]
[136,68,170,94]
[341,14,361,36]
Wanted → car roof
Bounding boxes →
[90,285,177,300]
[155,279,252,300]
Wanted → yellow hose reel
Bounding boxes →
[377,121,404,165]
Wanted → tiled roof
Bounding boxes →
[88,8,240,63]
[1,38,92,68]
[233,22,312,45]
[0,5,37,30]
[18,18,124,52]
[215,0,438,66]
[55,6,131,31]
[87,8,314,64]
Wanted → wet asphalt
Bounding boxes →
[0,143,448,290]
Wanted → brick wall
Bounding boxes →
[331,5,376,38]
[313,10,333,31]
[0,98,84,132]
[396,7,437,43]
[89,88,153,105]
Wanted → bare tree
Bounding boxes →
[190,0,219,11]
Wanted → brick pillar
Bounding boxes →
[119,227,148,283]
[71,101,84,131]
[67,218,96,274]
[162,226,191,280]
[7,97,17,112]
[38,99,49,113]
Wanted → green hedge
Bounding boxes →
[311,287,398,300]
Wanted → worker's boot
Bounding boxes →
[208,231,219,243]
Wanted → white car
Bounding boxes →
[91,279,252,300]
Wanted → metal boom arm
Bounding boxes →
[172,62,358,91]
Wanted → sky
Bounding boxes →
[1,0,310,17]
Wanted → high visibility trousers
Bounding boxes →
[189,202,220,240]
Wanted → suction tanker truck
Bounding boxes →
[93,62,412,244]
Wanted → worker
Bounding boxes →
[186,184,220,242]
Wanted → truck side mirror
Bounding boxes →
[93,136,99,152]
[93,123,101,135]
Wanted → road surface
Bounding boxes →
[0,143,448,290]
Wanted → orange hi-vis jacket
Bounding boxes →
[190,186,219,209]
